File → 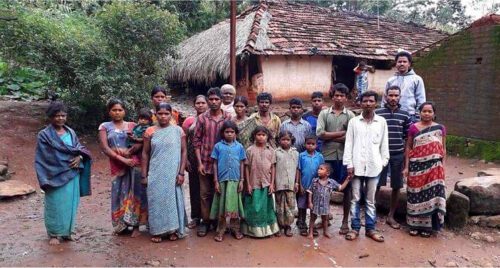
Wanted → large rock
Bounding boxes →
[455,176,500,215]
[0,164,8,176]
[445,191,470,229]
[375,186,407,215]
[0,180,36,198]
[477,168,500,177]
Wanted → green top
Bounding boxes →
[316,107,355,161]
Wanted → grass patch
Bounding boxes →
[447,135,500,162]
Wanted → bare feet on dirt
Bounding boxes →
[48,237,60,245]
[323,232,332,238]
[130,228,140,238]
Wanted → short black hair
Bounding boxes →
[207,87,222,98]
[151,85,167,97]
[250,125,272,143]
[418,101,436,113]
[155,102,172,112]
[289,97,303,107]
[107,98,125,112]
[219,120,239,137]
[276,130,296,145]
[257,92,273,104]
[193,95,208,105]
[138,108,152,121]
[311,91,323,100]
[329,83,349,98]
[395,51,413,64]
[46,101,67,118]
[234,95,248,107]
[360,90,379,102]
[304,134,318,143]
[385,85,401,95]
[319,163,332,174]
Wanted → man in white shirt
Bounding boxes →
[220,84,237,118]
[343,90,389,242]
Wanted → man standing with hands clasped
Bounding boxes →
[343,91,389,242]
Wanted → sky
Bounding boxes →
[462,0,499,19]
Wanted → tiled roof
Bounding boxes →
[244,2,448,60]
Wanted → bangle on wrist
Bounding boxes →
[178,173,185,176]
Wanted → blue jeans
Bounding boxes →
[350,175,380,231]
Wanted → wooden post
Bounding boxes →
[230,0,237,86]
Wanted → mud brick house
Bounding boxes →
[413,14,500,141]
[168,1,446,101]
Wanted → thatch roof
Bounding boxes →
[168,1,448,85]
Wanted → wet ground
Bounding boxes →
[0,100,499,267]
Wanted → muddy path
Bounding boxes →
[0,100,499,267]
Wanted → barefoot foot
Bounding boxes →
[131,228,140,238]
[324,232,332,238]
[49,237,61,245]
[307,233,314,239]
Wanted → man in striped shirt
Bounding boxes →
[194,87,232,236]
[375,85,411,229]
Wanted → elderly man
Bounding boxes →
[221,84,237,118]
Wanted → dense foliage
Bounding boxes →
[0,1,185,130]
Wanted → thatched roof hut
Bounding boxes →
[168,1,447,100]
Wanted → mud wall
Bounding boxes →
[413,24,500,141]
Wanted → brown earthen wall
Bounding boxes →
[414,25,500,141]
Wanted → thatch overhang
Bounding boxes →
[168,1,448,85]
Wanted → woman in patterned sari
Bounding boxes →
[98,99,147,237]
[142,102,187,243]
[403,102,446,238]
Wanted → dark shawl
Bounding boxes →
[35,124,92,196]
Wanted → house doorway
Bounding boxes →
[331,56,357,95]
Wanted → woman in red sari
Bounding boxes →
[403,102,446,238]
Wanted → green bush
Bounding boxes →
[0,59,55,100]
[447,135,500,162]
[0,2,185,131]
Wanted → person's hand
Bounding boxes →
[120,157,135,167]
[115,148,129,157]
[293,183,299,193]
[347,168,354,178]
[238,181,244,193]
[299,185,305,195]
[140,177,148,186]
[268,184,275,195]
[176,174,185,185]
[186,161,192,172]
[69,156,81,169]
[246,185,253,195]
[308,202,313,210]
[402,168,409,181]
[198,164,206,176]
[214,181,221,194]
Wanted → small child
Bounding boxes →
[297,135,325,236]
[129,108,153,145]
[274,130,299,237]
[128,108,153,171]
[209,121,246,242]
[242,126,279,238]
[307,163,349,239]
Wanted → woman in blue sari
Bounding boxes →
[35,101,92,245]
[142,102,187,243]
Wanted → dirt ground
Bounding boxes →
[0,100,499,267]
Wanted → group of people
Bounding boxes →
[34,51,447,245]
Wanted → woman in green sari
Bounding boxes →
[35,101,92,245]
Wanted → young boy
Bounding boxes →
[302,91,324,151]
[297,135,325,236]
[279,98,312,153]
